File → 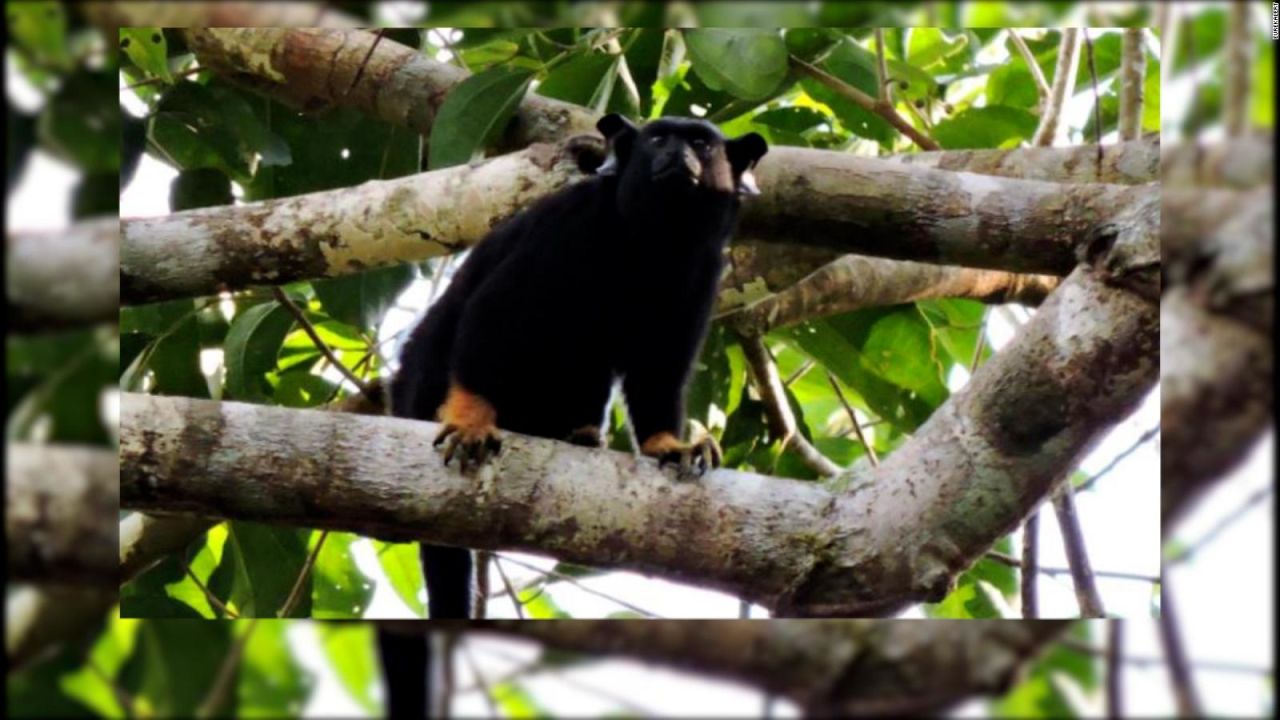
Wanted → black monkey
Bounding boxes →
[378,112,764,715]
[388,113,766,619]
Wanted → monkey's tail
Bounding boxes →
[421,543,474,618]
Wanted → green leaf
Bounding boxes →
[222,522,312,617]
[7,98,36,191]
[317,625,379,714]
[1252,38,1273,127]
[237,621,315,718]
[375,541,426,617]
[802,39,894,145]
[428,67,534,170]
[273,371,338,408]
[312,263,417,332]
[71,173,118,220]
[151,81,291,181]
[751,106,831,134]
[1081,88,1119,142]
[1172,9,1225,73]
[695,1,812,27]
[118,621,232,717]
[119,28,172,83]
[38,70,119,172]
[492,681,553,718]
[58,614,141,716]
[784,28,844,63]
[683,29,789,101]
[5,2,71,72]
[170,168,234,211]
[993,623,1098,717]
[932,105,1038,149]
[906,28,968,68]
[224,301,296,402]
[915,299,987,370]
[311,532,376,618]
[536,52,618,107]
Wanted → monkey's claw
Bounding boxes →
[656,435,723,478]
[434,423,502,473]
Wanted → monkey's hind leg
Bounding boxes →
[435,383,502,473]
[640,431,722,477]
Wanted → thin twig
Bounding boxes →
[272,287,375,401]
[1020,511,1039,618]
[493,555,526,619]
[1061,637,1270,677]
[88,658,138,719]
[496,554,662,618]
[789,55,941,151]
[1050,484,1106,617]
[1166,484,1273,565]
[1106,620,1124,718]
[1008,31,1051,110]
[461,643,501,719]
[783,359,813,387]
[826,371,878,467]
[345,28,387,98]
[874,29,891,105]
[1075,425,1160,494]
[986,550,1159,584]
[277,529,329,618]
[739,334,842,477]
[970,309,989,372]
[1156,579,1205,717]
[185,563,239,619]
[195,618,260,718]
[1032,28,1080,146]
[1117,28,1146,141]
[473,551,491,619]
[122,64,203,90]
[1083,28,1104,172]
[436,632,457,720]
[1223,1,1252,137]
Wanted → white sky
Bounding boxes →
[6,18,1270,717]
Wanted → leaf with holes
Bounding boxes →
[120,28,172,83]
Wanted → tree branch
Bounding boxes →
[271,287,374,400]
[1008,31,1050,110]
[1157,580,1203,718]
[1032,29,1080,146]
[1118,28,1146,142]
[739,333,842,477]
[1223,1,1253,138]
[789,55,941,151]
[1050,485,1105,618]
[1020,512,1039,618]
[121,513,217,585]
[391,620,1071,717]
[6,218,120,331]
[119,243,1157,616]
[6,444,118,585]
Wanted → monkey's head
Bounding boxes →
[595,114,768,207]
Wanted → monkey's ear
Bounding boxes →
[595,114,639,176]
[597,113,638,140]
[726,132,768,195]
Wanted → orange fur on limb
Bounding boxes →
[438,383,497,438]
[640,431,684,456]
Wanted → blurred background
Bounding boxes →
[6,1,1274,717]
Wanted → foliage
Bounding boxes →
[5,4,1199,715]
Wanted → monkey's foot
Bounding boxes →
[640,432,722,477]
[434,423,502,473]
[565,425,603,448]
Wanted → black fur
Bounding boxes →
[379,112,764,713]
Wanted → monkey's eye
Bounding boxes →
[689,138,709,156]
[649,134,664,145]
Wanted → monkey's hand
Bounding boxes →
[640,432,722,477]
[435,384,501,473]
[434,423,501,473]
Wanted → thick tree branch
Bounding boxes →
[886,135,1159,185]
[1161,190,1273,529]
[122,138,1154,305]
[1117,29,1146,142]
[6,444,118,585]
[1032,29,1080,146]
[1160,135,1272,189]
[725,254,1059,334]
[7,218,119,331]
[179,28,597,151]
[119,234,1157,616]
[382,620,1070,717]
[81,1,361,30]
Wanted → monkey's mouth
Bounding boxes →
[651,166,698,186]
